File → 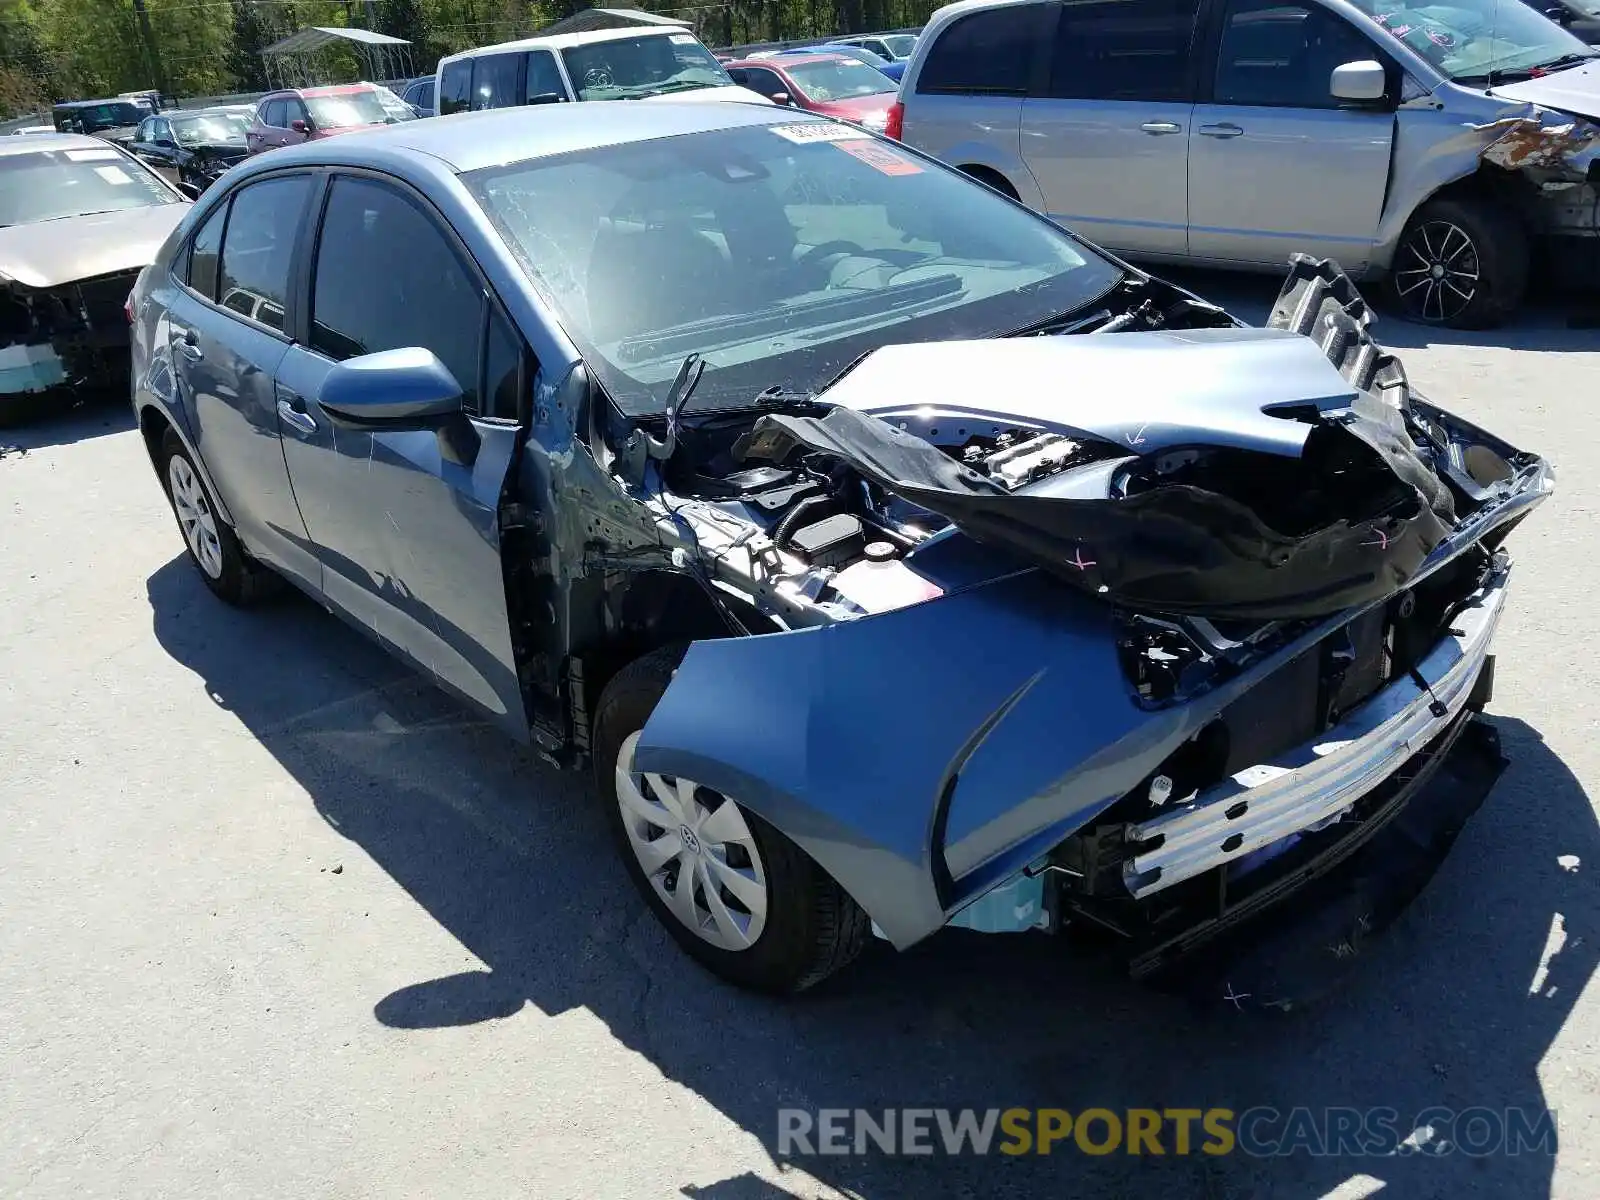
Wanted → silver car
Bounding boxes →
[896,0,1600,326]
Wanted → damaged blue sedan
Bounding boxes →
[129,102,1552,996]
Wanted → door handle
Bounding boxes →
[276,396,317,437]
[1139,121,1184,136]
[175,328,202,361]
[1198,123,1245,138]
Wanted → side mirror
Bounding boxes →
[1545,5,1573,22]
[290,118,309,133]
[527,91,565,105]
[1330,59,1387,103]
[771,92,792,105]
[178,181,202,201]
[318,347,478,463]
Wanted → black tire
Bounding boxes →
[159,429,279,606]
[1387,195,1529,329]
[959,164,1019,201]
[592,647,872,994]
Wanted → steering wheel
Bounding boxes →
[795,239,866,272]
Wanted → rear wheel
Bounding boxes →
[959,164,1019,201]
[160,430,279,605]
[592,648,871,993]
[1388,196,1528,328]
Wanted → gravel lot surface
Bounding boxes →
[3,274,1597,1199]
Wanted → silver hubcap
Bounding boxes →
[1394,220,1480,324]
[615,731,769,951]
[167,454,223,580]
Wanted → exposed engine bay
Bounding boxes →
[611,257,1552,971]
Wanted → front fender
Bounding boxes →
[635,571,1233,948]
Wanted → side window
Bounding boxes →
[262,99,286,127]
[440,61,472,114]
[1046,0,1204,102]
[135,117,153,142]
[747,67,787,97]
[309,176,483,412]
[217,176,311,332]
[917,7,1040,95]
[187,201,227,300]
[472,52,522,109]
[1214,1,1382,107]
[286,98,308,126]
[525,51,566,102]
[483,307,523,420]
[155,119,173,143]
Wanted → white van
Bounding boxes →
[435,27,765,114]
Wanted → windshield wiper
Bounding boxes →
[1483,52,1599,85]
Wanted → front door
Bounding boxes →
[275,173,530,736]
[1186,0,1395,268]
[166,174,320,591]
[1020,0,1204,257]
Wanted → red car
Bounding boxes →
[244,84,403,155]
[725,53,897,133]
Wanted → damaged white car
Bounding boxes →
[130,105,1552,1000]
[0,132,188,420]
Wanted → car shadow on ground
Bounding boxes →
[1165,267,1600,355]
[0,391,135,450]
[147,556,1598,1199]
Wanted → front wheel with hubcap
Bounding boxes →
[1388,196,1528,329]
[593,648,871,993]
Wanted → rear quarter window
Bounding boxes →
[917,5,1046,94]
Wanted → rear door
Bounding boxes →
[274,172,530,736]
[165,175,321,591]
[1186,0,1394,267]
[1020,0,1204,257]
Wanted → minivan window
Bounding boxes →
[440,60,473,115]
[1046,0,1204,102]
[216,176,311,332]
[468,124,1122,416]
[526,50,567,102]
[310,176,482,411]
[1215,1,1382,107]
[1354,0,1595,81]
[560,33,733,100]
[916,7,1039,94]
[473,52,522,109]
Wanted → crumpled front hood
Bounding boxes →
[0,203,188,289]
[818,326,1360,458]
[1491,59,1600,121]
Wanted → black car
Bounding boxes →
[129,108,252,195]
[50,98,155,146]
[399,75,436,117]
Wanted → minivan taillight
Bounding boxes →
[884,101,904,142]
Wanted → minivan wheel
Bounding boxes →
[592,647,871,994]
[1389,196,1528,329]
[160,430,278,605]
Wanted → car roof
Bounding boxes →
[171,106,251,118]
[731,52,852,69]
[241,100,825,175]
[442,24,693,61]
[0,131,120,157]
[54,98,143,109]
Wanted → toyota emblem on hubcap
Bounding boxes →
[680,825,701,854]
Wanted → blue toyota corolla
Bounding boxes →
[129,102,1551,1000]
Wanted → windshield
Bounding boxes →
[1354,0,1596,81]
[787,59,897,101]
[560,33,733,100]
[881,34,918,59]
[173,114,249,145]
[305,90,392,129]
[371,85,418,121]
[468,124,1122,416]
[0,147,176,226]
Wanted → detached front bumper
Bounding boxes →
[1123,563,1508,899]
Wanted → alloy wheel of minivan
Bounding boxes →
[1393,219,1480,325]
[614,730,770,952]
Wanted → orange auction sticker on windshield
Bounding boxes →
[833,141,923,176]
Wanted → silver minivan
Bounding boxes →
[895,0,1600,326]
